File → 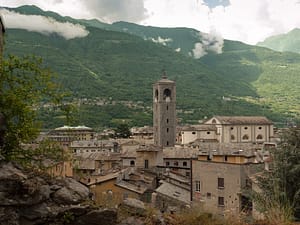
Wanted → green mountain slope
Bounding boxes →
[257,28,300,54]
[2,5,300,129]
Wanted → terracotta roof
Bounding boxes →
[54,125,93,131]
[181,124,217,132]
[156,181,190,204]
[136,144,162,152]
[210,116,273,125]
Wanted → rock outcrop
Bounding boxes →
[0,161,118,225]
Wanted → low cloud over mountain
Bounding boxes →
[0,9,89,39]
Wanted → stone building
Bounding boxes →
[153,75,176,147]
[191,149,264,216]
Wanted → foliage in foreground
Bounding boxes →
[0,55,65,164]
[254,126,300,223]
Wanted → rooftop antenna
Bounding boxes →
[162,69,167,79]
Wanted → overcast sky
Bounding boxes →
[1,0,300,44]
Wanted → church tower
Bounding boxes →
[153,73,176,147]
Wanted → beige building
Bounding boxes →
[180,116,274,144]
[205,116,274,144]
[47,125,95,147]
[88,168,156,206]
[135,144,163,170]
[70,140,119,154]
[192,150,263,216]
[180,124,218,144]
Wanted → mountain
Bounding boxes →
[257,28,300,54]
[2,5,300,129]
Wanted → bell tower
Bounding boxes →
[153,72,176,147]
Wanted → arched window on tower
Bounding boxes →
[163,88,171,102]
[155,89,158,102]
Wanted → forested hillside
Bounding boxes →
[257,28,300,54]
[2,5,300,129]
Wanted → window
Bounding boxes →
[218,177,224,189]
[192,131,196,135]
[242,135,249,140]
[183,161,187,167]
[207,131,210,134]
[231,135,235,140]
[207,192,211,199]
[218,196,225,206]
[244,127,248,130]
[130,160,135,166]
[224,155,228,161]
[230,127,234,130]
[174,161,179,166]
[166,141,169,146]
[186,172,190,177]
[166,105,168,110]
[155,89,158,100]
[167,118,169,123]
[256,134,263,140]
[195,181,201,192]
[166,161,170,166]
[144,159,149,169]
[167,128,169,133]
[258,126,262,130]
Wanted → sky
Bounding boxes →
[1,0,300,44]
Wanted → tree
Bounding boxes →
[0,55,64,162]
[255,125,300,222]
[113,123,132,138]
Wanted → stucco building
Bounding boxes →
[180,116,274,145]
[192,149,264,216]
[47,125,95,147]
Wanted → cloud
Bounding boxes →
[191,31,224,59]
[207,0,300,44]
[1,0,300,44]
[79,0,149,23]
[0,9,89,40]
[150,36,173,46]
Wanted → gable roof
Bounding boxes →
[206,116,273,125]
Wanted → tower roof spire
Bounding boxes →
[162,69,167,79]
